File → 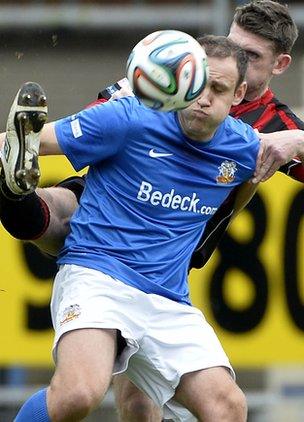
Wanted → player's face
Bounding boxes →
[228,23,281,100]
[178,55,246,142]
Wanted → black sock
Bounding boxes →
[0,187,50,240]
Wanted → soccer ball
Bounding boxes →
[126,30,208,112]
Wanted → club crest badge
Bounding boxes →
[216,160,237,184]
[60,304,81,326]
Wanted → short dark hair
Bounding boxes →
[233,0,298,54]
[197,35,248,88]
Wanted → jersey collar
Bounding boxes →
[230,88,274,119]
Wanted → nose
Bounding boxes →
[197,87,211,107]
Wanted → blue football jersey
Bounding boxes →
[55,96,259,304]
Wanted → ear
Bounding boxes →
[232,81,247,106]
[272,53,291,76]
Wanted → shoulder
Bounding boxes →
[222,116,259,171]
[80,96,144,129]
[224,115,258,143]
[100,95,141,112]
[85,95,141,114]
[270,95,304,130]
[108,96,160,122]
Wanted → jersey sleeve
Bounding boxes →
[54,97,141,171]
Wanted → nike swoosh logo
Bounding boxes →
[149,149,173,158]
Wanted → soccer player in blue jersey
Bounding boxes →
[3,35,260,422]
[2,2,304,421]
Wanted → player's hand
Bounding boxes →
[251,129,304,183]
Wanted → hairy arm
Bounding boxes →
[252,129,304,183]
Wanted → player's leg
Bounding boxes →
[113,374,163,422]
[47,328,117,421]
[15,328,117,422]
[0,81,51,245]
[173,367,247,422]
[124,293,246,422]
[15,264,123,421]
[0,186,51,241]
[0,185,78,254]
[30,184,80,255]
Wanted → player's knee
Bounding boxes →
[225,386,247,419]
[48,382,102,421]
[119,391,162,422]
[213,385,247,421]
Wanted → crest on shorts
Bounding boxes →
[60,304,81,326]
[216,160,237,184]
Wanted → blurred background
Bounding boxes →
[0,1,304,421]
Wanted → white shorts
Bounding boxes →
[51,264,234,421]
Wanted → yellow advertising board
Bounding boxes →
[190,171,304,367]
[0,156,304,367]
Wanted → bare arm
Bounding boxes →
[252,129,304,183]
[39,122,63,156]
[0,121,63,156]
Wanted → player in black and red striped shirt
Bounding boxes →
[191,1,304,271]
[2,1,304,421]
